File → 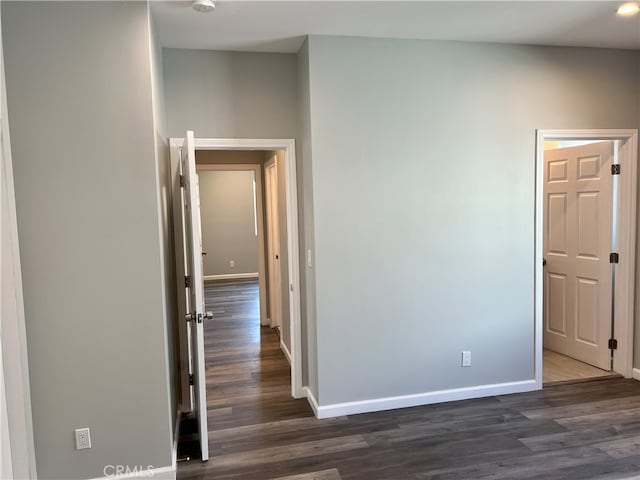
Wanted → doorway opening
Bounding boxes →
[195,151,291,370]
[170,135,305,462]
[536,130,637,387]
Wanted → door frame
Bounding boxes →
[196,164,269,327]
[535,129,638,387]
[171,137,304,400]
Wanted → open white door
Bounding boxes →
[180,130,209,461]
[544,141,615,371]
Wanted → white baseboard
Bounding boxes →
[311,380,538,419]
[304,387,319,417]
[204,272,258,281]
[90,465,175,480]
[280,340,292,366]
[633,368,640,381]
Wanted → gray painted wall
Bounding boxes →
[163,49,298,139]
[198,170,259,276]
[149,12,178,433]
[2,2,173,478]
[305,36,639,405]
[1,7,37,475]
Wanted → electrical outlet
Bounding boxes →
[229,260,235,268]
[75,428,91,450]
[461,351,471,367]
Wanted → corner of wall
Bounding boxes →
[296,37,319,399]
[147,1,178,453]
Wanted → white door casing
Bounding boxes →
[265,157,282,329]
[543,141,614,371]
[180,130,209,461]
[179,137,304,399]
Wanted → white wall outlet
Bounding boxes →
[75,428,91,450]
[461,351,472,367]
[229,260,235,268]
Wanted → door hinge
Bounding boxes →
[185,275,192,288]
[189,374,194,385]
[610,253,619,264]
[608,338,618,350]
[611,164,621,175]
[179,174,186,187]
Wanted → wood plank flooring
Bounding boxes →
[543,349,620,385]
[178,280,640,480]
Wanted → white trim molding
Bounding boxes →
[633,368,640,381]
[535,130,638,382]
[280,340,292,366]
[89,465,175,480]
[203,272,259,282]
[312,380,537,419]
[171,137,305,400]
[304,387,319,417]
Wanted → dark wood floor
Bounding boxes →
[178,280,640,480]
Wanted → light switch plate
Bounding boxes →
[462,351,471,367]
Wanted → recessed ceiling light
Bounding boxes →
[617,2,640,15]
[192,0,215,13]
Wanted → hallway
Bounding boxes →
[201,280,311,431]
[177,280,314,478]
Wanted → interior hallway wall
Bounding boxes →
[198,169,259,276]
[148,9,179,436]
[0,4,36,476]
[304,36,639,405]
[2,2,174,478]
[163,49,297,139]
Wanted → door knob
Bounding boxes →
[202,250,207,256]
[543,258,547,266]
[204,311,214,320]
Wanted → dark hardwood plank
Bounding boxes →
[268,469,342,480]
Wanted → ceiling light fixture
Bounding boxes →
[617,2,640,15]
[192,0,215,13]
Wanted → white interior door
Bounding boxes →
[544,141,615,371]
[180,130,209,461]
[264,159,282,329]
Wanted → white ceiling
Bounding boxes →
[151,1,640,53]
